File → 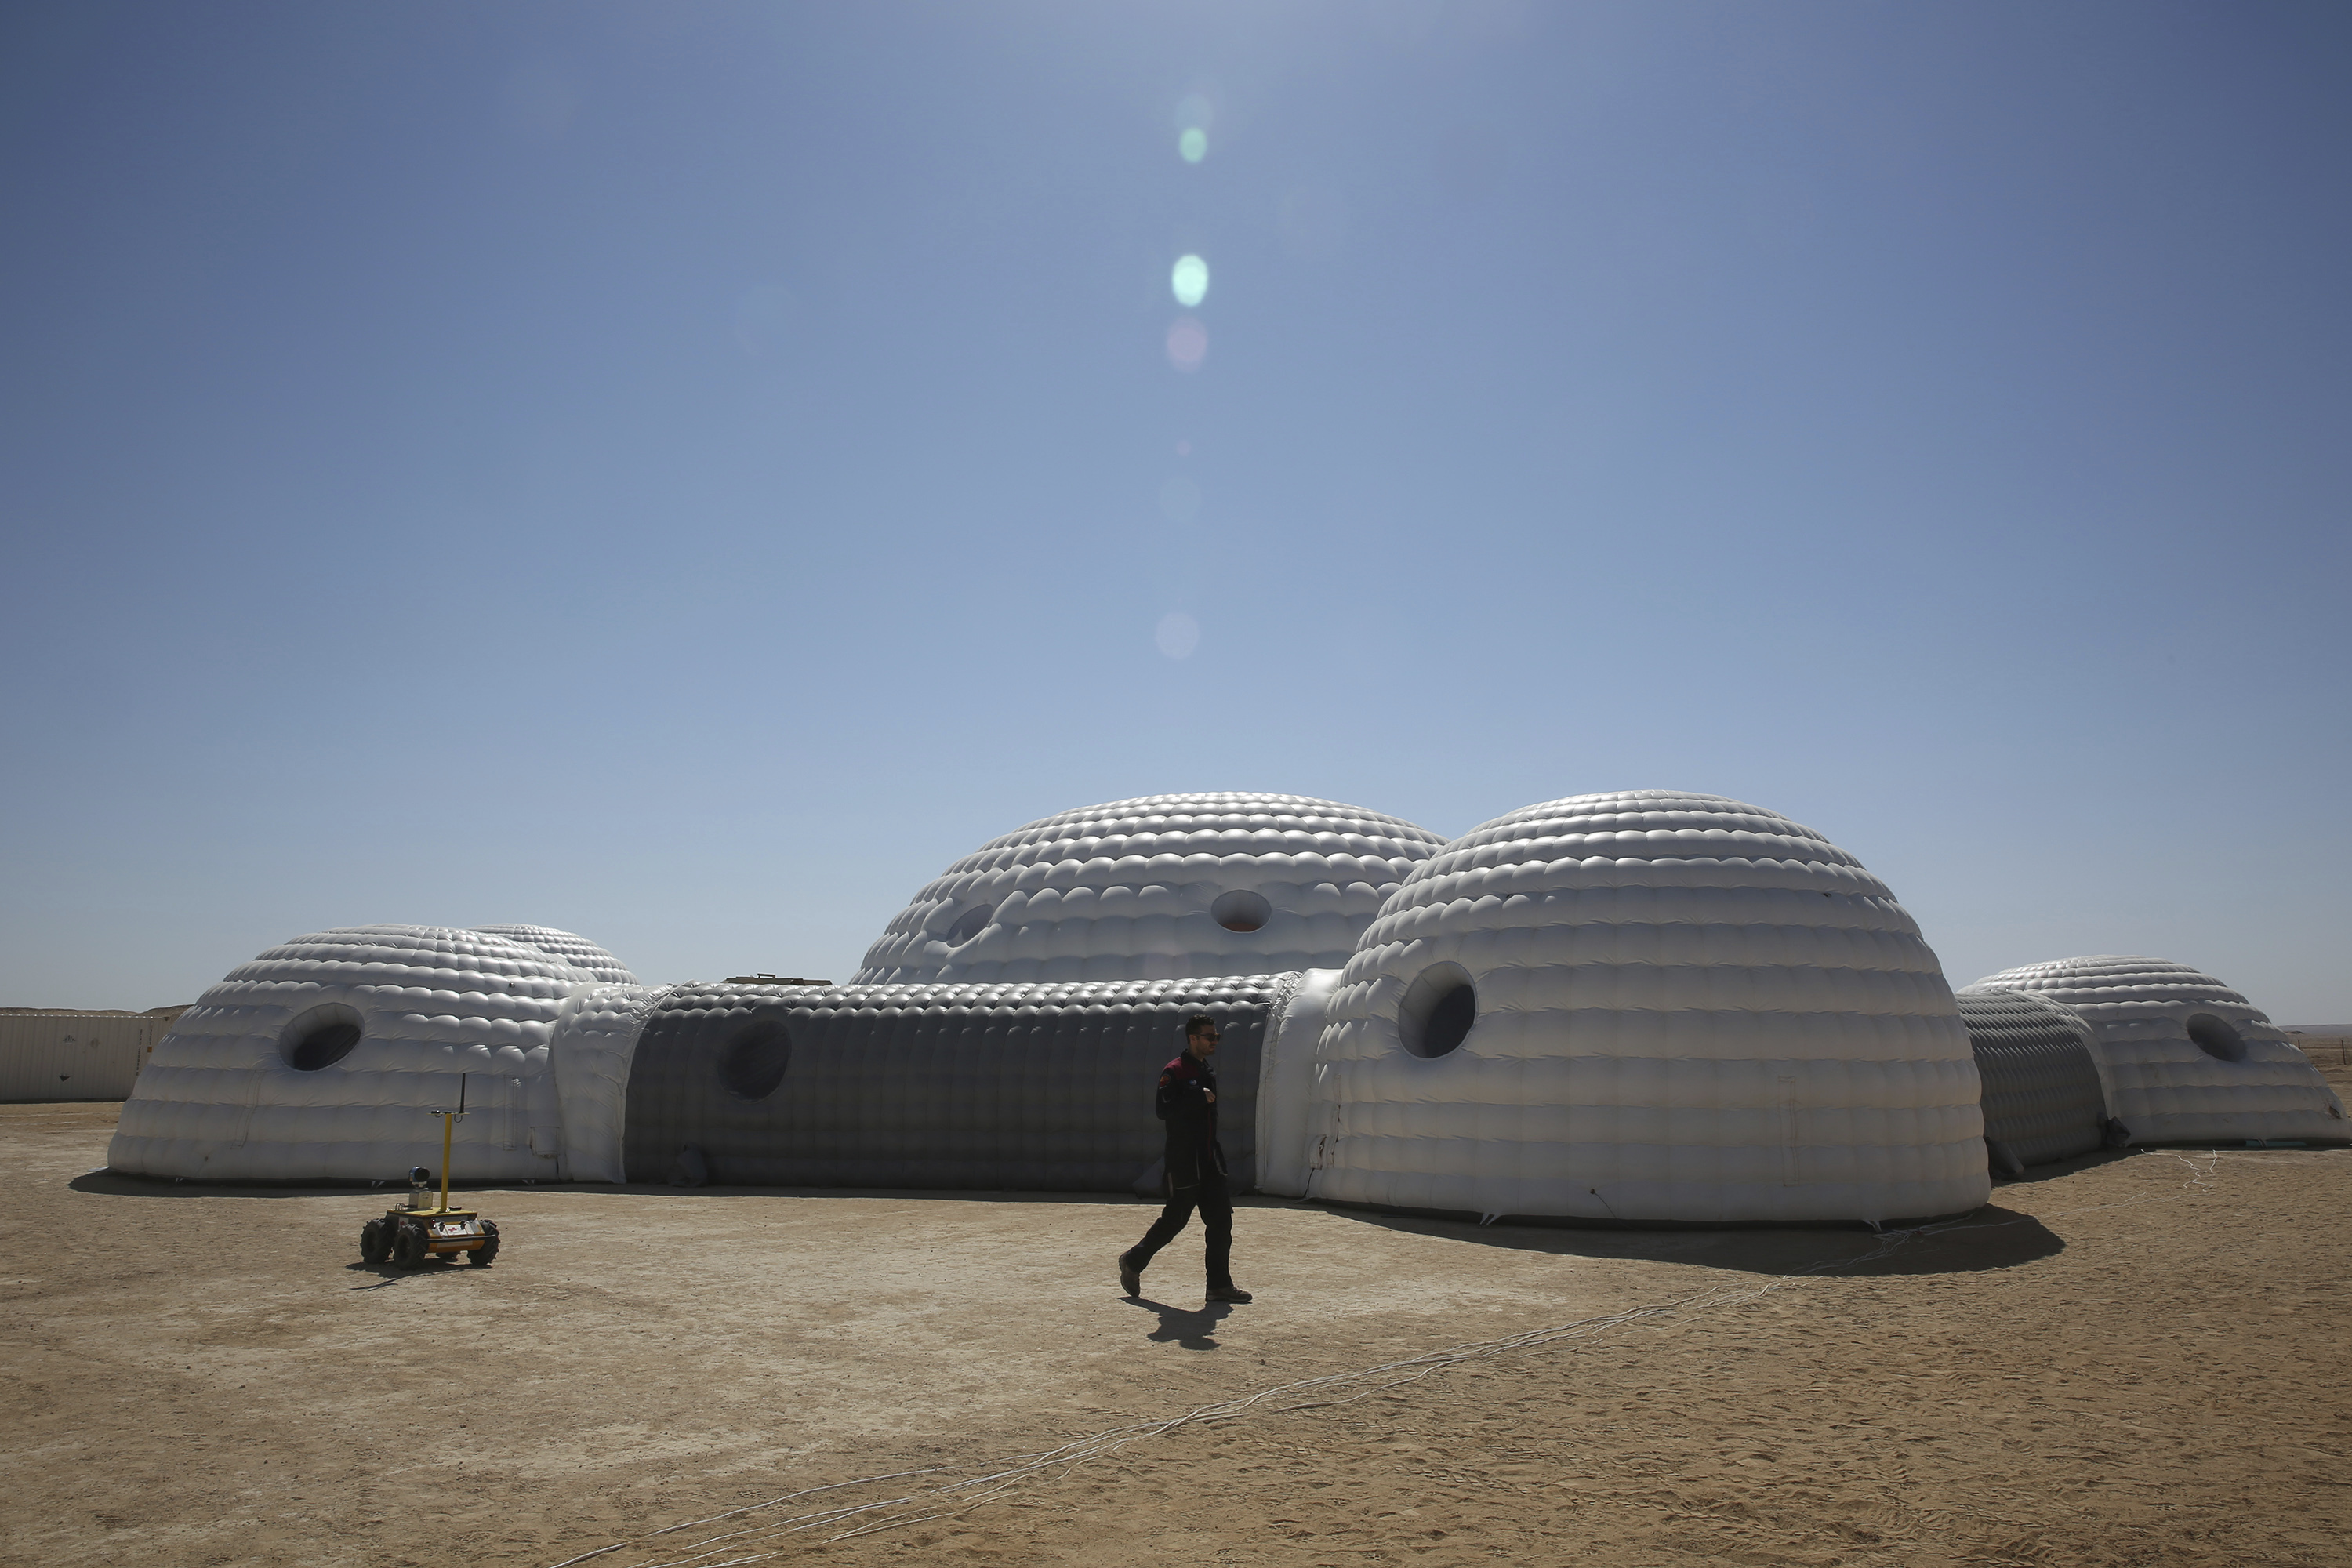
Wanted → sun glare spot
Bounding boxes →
[1179,127,1207,163]
[1165,315,1207,372]
[1171,255,1210,309]
[1156,612,1200,659]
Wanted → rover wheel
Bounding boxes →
[360,1218,390,1265]
[468,1220,499,1265]
[393,1221,425,1268]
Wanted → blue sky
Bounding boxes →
[4,2,2347,1018]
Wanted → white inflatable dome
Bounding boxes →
[1308,791,1990,1225]
[473,924,637,985]
[853,792,1447,984]
[110,925,595,1182]
[1970,956,2347,1144]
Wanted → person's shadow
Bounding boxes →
[1127,1296,1230,1349]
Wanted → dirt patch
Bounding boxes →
[4,1098,2348,1567]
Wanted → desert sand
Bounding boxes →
[5,1083,2349,1568]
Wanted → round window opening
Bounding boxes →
[2184,1012,2248,1062]
[1212,889,1272,934]
[945,902,996,946]
[281,1002,364,1072]
[717,1017,793,1101]
[1399,962,1476,1059]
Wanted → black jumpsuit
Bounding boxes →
[1120,1048,1235,1290]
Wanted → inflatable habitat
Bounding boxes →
[109,790,2347,1224]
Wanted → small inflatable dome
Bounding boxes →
[1971,956,2347,1145]
[109,925,592,1181]
[853,791,1447,984]
[473,924,637,985]
[1310,791,1989,1225]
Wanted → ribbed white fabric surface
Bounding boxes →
[1307,791,1989,1224]
[854,792,1446,984]
[109,925,597,1182]
[474,924,638,985]
[546,982,670,1181]
[1971,955,2347,1143]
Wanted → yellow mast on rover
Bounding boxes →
[427,1070,466,1214]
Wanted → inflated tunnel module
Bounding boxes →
[1953,989,2108,1170]
[621,975,1288,1190]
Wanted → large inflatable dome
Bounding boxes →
[1970,956,2347,1145]
[108,925,612,1182]
[853,792,1447,984]
[1306,791,1989,1225]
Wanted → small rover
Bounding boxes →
[359,1075,500,1268]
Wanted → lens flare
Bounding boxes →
[1155,612,1200,659]
[1165,315,1207,372]
[1171,254,1209,308]
[1178,127,1207,162]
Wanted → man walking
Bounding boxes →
[1119,1013,1252,1303]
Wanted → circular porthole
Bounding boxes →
[717,1017,793,1100]
[945,902,996,946]
[2184,1012,2247,1062]
[1399,963,1476,1058]
[1211,889,1271,934]
[280,1003,364,1071]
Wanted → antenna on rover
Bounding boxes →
[427,1072,468,1213]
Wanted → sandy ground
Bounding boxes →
[5,1085,2350,1568]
